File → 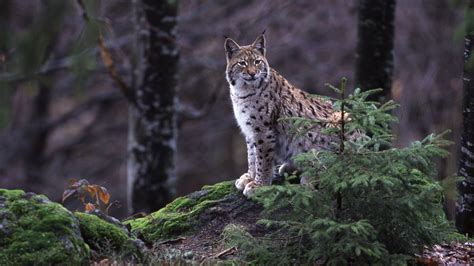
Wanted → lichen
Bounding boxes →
[0,189,90,265]
[126,181,235,241]
[75,212,143,261]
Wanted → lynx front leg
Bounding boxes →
[235,138,257,191]
[243,132,276,197]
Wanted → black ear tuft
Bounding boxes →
[223,35,229,39]
[252,34,266,56]
[225,38,240,60]
[261,29,266,35]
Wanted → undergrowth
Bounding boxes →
[222,78,462,265]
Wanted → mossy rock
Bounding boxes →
[0,189,90,265]
[75,211,146,261]
[126,181,260,242]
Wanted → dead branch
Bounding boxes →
[44,123,126,162]
[97,35,136,105]
[75,0,136,106]
[46,92,122,131]
[213,246,237,259]
[156,237,186,246]
[0,35,131,83]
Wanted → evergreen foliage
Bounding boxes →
[223,78,461,265]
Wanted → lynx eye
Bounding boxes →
[255,59,262,65]
[238,61,247,66]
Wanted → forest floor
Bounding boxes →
[93,181,474,265]
[150,212,259,262]
[125,182,265,264]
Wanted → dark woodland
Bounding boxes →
[0,0,473,264]
[457,0,474,236]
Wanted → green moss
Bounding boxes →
[166,196,193,212]
[75,212,141,260]
[0,189,90,265]
[0,189,24,199]
[127,181,235,241]
[75,212,127,249]
[201,181,234,199]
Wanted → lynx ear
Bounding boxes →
[252,34,266,56]
[225,38,240,60]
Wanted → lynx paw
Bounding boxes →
[243,181,263,198]
[235,173,253,191]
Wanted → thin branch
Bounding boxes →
[44,123,126,162]
[339,78,347,154]
[0,35,132,83]
[46,92,122,131]
[76,0,89,21]
[156,236,186,246]
[212,247,237,259]
[75,0,136,106]
[97,35,136,105]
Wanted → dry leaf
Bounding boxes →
[85,203,96,212]
[97,187,110,204]
[86,185,98,198]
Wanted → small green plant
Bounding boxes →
[224,78,460,265]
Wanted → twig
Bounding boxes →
[76,0,89,21]
[97,35,136,105]
[75,0,136,106]
[45,92,122,131]
[122,212,148,222]
[105,200,120,215]
[339,77,347,154]
[213,246,237,259]
[337,78,347,215]
[0,35,131,83]
[75,0,111,25]
[156,236,186,246]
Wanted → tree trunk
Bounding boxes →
[355,0,396,103]
[127,0,179,214]
[456,0,474,236]
[24,83,50,190]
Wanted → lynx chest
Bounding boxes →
[230,90,274,138]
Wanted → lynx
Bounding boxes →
[225,34,342,197]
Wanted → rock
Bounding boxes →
[126,181,262,243]
[0,189,147,264]
[0,181,262,264]
[75,210,147,261]
[0,189,90,265]
[125,181,263,263]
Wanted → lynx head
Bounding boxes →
[225,34,270,88]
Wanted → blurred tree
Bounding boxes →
[456,0,474,236]
[0,0,69,189]
[355,0,396,103]
[0,0,10,127]
[127,0,179,213]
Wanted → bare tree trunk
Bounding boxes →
[127,0,179,213]
[355,0,396,103]
[24,83,50,190]
[456,0,474,236]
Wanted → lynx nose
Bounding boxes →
[247,67,257,77]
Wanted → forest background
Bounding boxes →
[0,0,464,219]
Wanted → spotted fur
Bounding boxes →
[225,34,339,197]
